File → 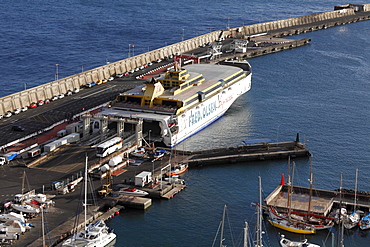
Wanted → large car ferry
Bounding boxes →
[102,60,252,147]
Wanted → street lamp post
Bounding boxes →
[152,160,155,185]
[128,44,131,58]
[81,66,84,73]
[24,83,27,90]
[55,64,59,81]
[132,45,134,57]
[149,130,151,145]
[182,29,185,41]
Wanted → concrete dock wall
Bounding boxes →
[1,5,369,115]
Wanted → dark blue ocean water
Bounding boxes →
[1,1,370,246]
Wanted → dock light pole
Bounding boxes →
[227,18,230,29]
[132,44,135,57]
[55,64,59,81]
[24,83,27,90]
[182,29,185,41]
[128,44,131,58]
[81,66,84,73]
[152,160,155,185]
[149,130,151,145]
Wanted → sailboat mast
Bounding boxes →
[337,173,344,247]
[255,176,263,247]
[244,221,250,247]
[307,158,313,219]
[84,155,88,232]
[354,168,358,210]
[220,205,226,247]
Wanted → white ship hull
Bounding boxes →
[164,74,251,146]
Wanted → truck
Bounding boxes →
[0,157,5,166]
[1,152,18,163]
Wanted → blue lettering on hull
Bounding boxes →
[188,101,217,128]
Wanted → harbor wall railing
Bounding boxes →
[0,5,369,115]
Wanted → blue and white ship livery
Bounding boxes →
[104,60,252,147]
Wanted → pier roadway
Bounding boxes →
[0,76,146,148]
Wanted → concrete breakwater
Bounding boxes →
[1,4,370,115]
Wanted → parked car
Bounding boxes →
[116,73,123,78]
[29,102,37,108]
[65,91,73,96]
[21,106,28,112]
[85,82,96,88]
[156,59,162,63]
[147,62,153,66]
[44,99,51,104]
[96,80,103,85]
[12,125,25,131]
[108,77,114,81]
[124,72,130,76]
[37,100,44,106]
[139,66,144,70]
[0,114,3,120]
[4,111,12,118]
[73,88,80,93]
[13,108,21,115]
[51,96,58,101]
[102,79,108,83]
[58,94,65,99]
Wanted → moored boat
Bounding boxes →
[118,187,149,197]
[102,58,252,147]
[280,234,320,247]
[268,207,316,235]
[165,163,188,176]
[11,204,40,214]
[359,212,370,230]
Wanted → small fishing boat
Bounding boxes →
[118,187,149,196]
[280,235,320,247]
[359,212,370,230]
[131,148,147,158]
[153,149,166,160]
[166,163,188,176]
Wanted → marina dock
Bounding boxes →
[185,136,310,167]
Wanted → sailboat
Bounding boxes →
[62,156,116,247]
[342,168,361,229]
[212,205,235,247]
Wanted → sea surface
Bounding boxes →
[1,0,370,246]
